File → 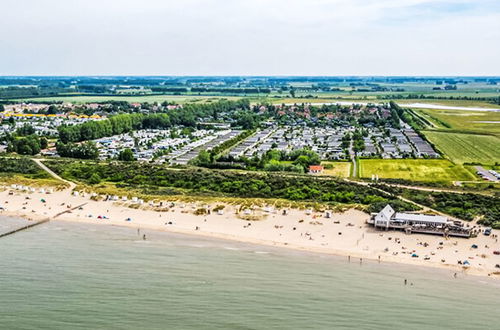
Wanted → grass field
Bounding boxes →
[267,97,500,108]
[423,131,500,165]
[358,159,476,183]
[401,99,500,109]
[414,108,500,136]
[320,161,351,177]
[11,95,244,104]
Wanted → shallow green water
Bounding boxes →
[0,217,499,330]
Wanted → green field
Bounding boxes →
[358,159,476,183]
[268,97,500,108]
[11,95,244,104]
[414,108,500,136]
[320,161,351,177]
[423,131,500,165]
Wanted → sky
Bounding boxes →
[1,0,499,76]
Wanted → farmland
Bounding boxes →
[358,159,476,183]
[10,94,244,104]
[414,108,500,136]
[423,131,500,165]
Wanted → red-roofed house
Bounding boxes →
[308,165,324,174]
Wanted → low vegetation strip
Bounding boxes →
[43,160,418,213]
[0,157,50,178]
[359,159,476,183]
[0,157,67,188]
[423,131,500,164]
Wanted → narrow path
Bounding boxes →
[351,157,357,178]
[32,158,76,190]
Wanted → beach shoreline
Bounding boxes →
[1,185,499,279]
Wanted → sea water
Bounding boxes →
[0,217,499,330]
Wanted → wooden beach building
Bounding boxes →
[368,205,471,238]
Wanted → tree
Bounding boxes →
[56,141,99,159]
[118,148,135,161]
[40,137,48,149]
[191,150,212,166]
[16,124,36,136]
[7,135,41,155]
[47,105,58,115]
[88,172,101,184]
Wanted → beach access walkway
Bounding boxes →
[0,202,87,239]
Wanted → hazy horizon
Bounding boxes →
[1,0,500,76]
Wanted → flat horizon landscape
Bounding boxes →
[1,0,500,329]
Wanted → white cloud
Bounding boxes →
[0,0,499,75]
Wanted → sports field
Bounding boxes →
[423,131,500,165]
[358,159,476,183]
[320,161,351,177]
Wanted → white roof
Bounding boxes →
[375,204,395,222]
[394,213,448,224]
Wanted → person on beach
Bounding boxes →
[143,234,146,240]
[404,279,407,285]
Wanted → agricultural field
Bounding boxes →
[400,99,500,109]
[320,161,351,177]
[267,97,500,109]
[423,131,500,165]
[11,95,244,104]
[414,108,500,136]
[358,159,477,183]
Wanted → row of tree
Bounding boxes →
[56,141,100,159]
[58,113,172,143]
[57,99,256,144]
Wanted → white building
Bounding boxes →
[370,204,449,229]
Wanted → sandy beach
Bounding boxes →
[1,185,499,278]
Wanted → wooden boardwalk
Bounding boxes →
[0,202,88,238]
[0,218,50,238]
